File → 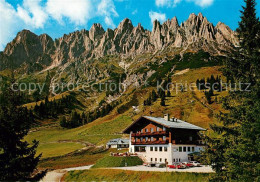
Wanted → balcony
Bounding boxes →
[172,140,206,145]
[132,131,167,137]
[132,140,169,145]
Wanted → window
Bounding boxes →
[145,128,148,133]
[160,158,162,162]
[163,127,166,131]
[151,158,153,162]
[151,137,154,141]
[163,136,166,141]
[150,147,153,151]
[155,147,158,151]
[151,128,154,132]
[157,127,160,131]
[155,158,157,162]
[192,147,195,152]
[183,147,187,152]
[173,159,175,162]
[141,137,143,141]
[141,129,143,133]
[189,136,193,141]
[179,158,181,162]
[145,137,148,141]
[159,147,162,152]
[179,147,182,152]
[164,147,167,152]
[188,147,191,152]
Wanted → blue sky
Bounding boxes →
[0,0,260,51]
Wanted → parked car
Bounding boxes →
[175,163,187,169]
[158,164,166,168]
[182,162,194,167]
[190,161,201,167]
[168,163,186,169]
[147,163,156,167]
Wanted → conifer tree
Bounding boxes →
[204,0,260,181]
[0,82,45,180]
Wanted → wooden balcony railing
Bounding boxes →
[132,140,168,145]
[172,140,205,145]
[131,131,167,137]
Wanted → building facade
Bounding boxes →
[123,114,206,164]
[106,138,129,149]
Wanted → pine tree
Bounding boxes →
[151,90,158,102]
[59,115,67,128]
[160,97,165,106]
[0,83,46,180]
[167,90,171,97]
[204,0,260,181]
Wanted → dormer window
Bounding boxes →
[163,127,166,131]
[151,128,154,133]
[157,127,160,132]
[145,128,148,133]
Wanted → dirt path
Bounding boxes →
[40,165,93,182]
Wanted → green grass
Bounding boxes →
[175,50,223,70]
[92,156,143,168]
[65,169,210,182]
[24,115,133,168]
[37,142,84,159]
[38,147,110,169]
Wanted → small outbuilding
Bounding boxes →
[106,138,129,149]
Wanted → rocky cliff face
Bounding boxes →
[0,13,238,72]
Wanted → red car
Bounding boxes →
[182,162,194,167]
[168,163,186,169]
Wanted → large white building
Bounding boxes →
[123,114,206,164]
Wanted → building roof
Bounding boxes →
[143,116,206,131]
[106,138,129,145]
[123,116,206,133]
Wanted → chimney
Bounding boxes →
[164,114,170,121]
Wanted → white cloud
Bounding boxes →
[149,11,166,24]
[46,0,93,25]
[156,0,170,7]
[132,9,138,15]
[0,0,21,50]
[155,0,181,7]
[0,0,120,51]
[188,0,214,7]
[155,0,214,8]
[17,0,48,28]
[97,0,119,28]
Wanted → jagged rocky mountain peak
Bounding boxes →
[117,18,134,32]
[89,23,105,41]
[0,14,238,72]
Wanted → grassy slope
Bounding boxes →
[38,147,111,169]
[25,66,227,169]
[37,142,84,159]
[92,156,143,168]
[134,66,227,129]
[26,114,133,161]
[65,169,210,182]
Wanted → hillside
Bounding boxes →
[0,13,234,169]
[23,65,227,168]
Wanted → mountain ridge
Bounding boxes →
[0,13,238,73]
